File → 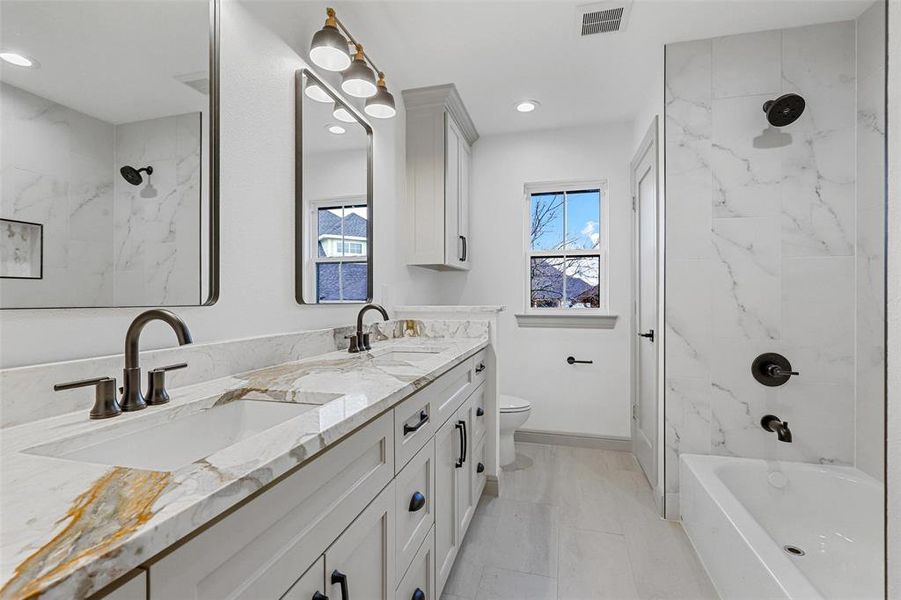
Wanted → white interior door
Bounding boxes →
[631,120,658,488]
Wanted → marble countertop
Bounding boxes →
[0,336,487,599]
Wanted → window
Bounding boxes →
[312,199,369,303]
[525,182,607,311]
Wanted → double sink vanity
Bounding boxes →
[0,317,497,600]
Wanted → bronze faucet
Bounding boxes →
[121,309,193,411]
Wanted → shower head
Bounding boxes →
[762,94,805,127]
[119,165,153,186]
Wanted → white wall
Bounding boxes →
[0,1,440,368]
[887,0,899,593]
[437,123,634,439]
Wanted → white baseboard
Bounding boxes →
[514,429,631,452]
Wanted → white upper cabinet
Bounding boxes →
[403,84,478,271]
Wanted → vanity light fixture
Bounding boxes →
[309,8,351,71]
[326,124,346,135]
[332,103,356,123]
[515,100,540,113]
[0,51,37,68]
[304,79,332,103]
[341,44,377,98]
[308,7,396,117]
[364,72,397,119]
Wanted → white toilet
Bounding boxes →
[499,394,531,467]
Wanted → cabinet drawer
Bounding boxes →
[395,439,435,583]
[471,349,488,389]
[470,383,486,445]
[472,437,487,503]
[281,556,324,600]
[100,570,146,600]
[148,412,394,600]
[394,387,435,472]
[432,359,474,429]
[395,527,435,600]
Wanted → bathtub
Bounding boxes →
[680,454,883,599]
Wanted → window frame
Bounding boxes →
[522,180,610,314]
[306,195,369,304]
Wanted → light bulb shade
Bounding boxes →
[333,103,356,123]
[309,25,351,72]
[341,57,377,98]
[365,85,396,119]
[304,79,332,103]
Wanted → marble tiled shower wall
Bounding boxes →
[664,17,884,509]
[0,83,201,307]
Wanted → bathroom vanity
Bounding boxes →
[0,323,496,600]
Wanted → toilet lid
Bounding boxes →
[500,394,530,413]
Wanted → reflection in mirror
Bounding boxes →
[296,69,372,304]
[0,0,217,308]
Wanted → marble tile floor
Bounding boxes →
[442,443,718,600]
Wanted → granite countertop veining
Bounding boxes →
[0,335,487,599]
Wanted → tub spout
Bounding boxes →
[761,415,792,443]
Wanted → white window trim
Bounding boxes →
[306,195,368,303]
[519,179,615,326]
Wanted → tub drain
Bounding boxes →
[783,545,805,556]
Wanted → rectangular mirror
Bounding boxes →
[295,68,372,304]
[0,0,218,309]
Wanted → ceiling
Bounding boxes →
[248,0,873,136]
[0,1,208,124]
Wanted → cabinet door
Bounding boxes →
[325,481,396,600]
[434,415,461,595]
[395,439,435,583]
[444,115,462,266]
[457,136,471,270]
[281,557,325,600]
[454,395,476,539]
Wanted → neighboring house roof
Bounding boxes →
[318,210,368,238]
[317,262,368,302]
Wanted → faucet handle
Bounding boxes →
[361,332,372,351]
[346,334,361,354]
[146,363,187,406]
[54,376,121,420]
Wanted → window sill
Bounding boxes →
[514,313,618,329]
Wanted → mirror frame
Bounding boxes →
[294,68,374,305]
[0,0,220,310]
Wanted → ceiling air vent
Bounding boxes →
[576,1,633,36]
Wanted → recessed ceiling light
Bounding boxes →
[0,52,38,68]
[515,100,540,113]
[326,124,346,135]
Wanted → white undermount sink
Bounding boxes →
[371,349,441,365]
[26,400,314,472]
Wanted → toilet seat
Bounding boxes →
[500,394,530,413]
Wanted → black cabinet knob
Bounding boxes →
[312,593,328,600]
[409,491,426,512]
[477,462,485,473]
[476,407,484,417]
[412,588,426,600]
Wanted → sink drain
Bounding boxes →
[783,545,805,556]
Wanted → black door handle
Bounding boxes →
[403,410,429,435]
[331,570,348,600]
[566,356,593,365]
[412,589,425,600]
[459,235,467,261]
[454,422,464,468]
[409,491,426,512]
[638,329,655,342]
[312,593,328,600]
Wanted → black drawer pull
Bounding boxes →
[403,410,429,435]
[412,589,425,600]
[331,570,348,600]
[476,407,484,417]
[475,362,486,373]
[477,462,485,473]
[312,593,328,600]
[409,491,426,512]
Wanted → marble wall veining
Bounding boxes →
[113,113,202,306]
[664,19,875,512]
[855,1,886,480]
[0,82,116,307]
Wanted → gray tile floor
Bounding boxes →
[441,443,718,600]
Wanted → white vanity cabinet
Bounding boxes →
[403,84,479,271]
[137,350,490,600]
